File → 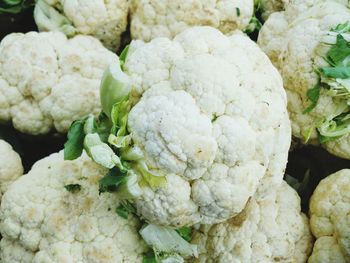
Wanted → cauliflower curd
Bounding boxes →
[0,31,118,135]
[34,0,129,50]
[260,0,349,20]
[191,181,313,263]
[309,169,350,263]
[129,0,254,42]
[66,26,291,229]
[0,151,148,263]
[258,1,350,159]
[0,139,23,200]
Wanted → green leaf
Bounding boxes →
[135,161,166,189]
[326,34,350,66]
[176,227,192,242]
[235,7,240,17]
[99,168,127,193]
[140,224,198,258]
[320,66,350,79]
[0,0,34,14]
[303,84,321,113]
[115,205,129,219]
[95,112,112,143]
[119,45,130,71]
[83,115,96,134]
[108,134,132,148]
[64,184,81,193]
[34,0,76,37]
[244,16,262,34]
[111,99,130,136]
[100,64,131,118]
[318,134,340,143]
[143,251,157,263]
[84,133,124,169]
[64,119,86,160]
[331,22,350,34]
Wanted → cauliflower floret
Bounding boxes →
[129,0,254,42]
[258,2,350,159]
[34,0,129,50]
[0,31,118,135]
[191,181,313,263]
[118,26,291,227]
[260,0,349,20]
[0,151,148,263]
[308,169,350,263]
[0,139,23,199]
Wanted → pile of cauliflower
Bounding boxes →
[0,0,349,262]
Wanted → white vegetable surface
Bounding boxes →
[34,0,129,50]
[258,2,350,159]
[0,151,148,262]
[191,181,313,263]
[309,169,350,263]
[0,139,23,200]
[129,0,254,41]
[118,26,291,227]
[0,31,118,135]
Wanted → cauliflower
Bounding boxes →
[190,181,313,263]
[65,26,291,228]
[0,31,119,135]
[0,139,23,199]
[0,151,148,262]
[260,0,288,20]
[308,169,350,263]
[34,0,129,50]
[260,0,349,20]
[258,2,350,159]
[129,0,254,42]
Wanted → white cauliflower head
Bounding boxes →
[258,2,350,159]
[0,31,118,135]
[71,26,291,228]
[260,0,349,20]
[34,0,129,50]
[190,181,313,263]
[308,169,350,263]
[0,151,148,262]
[0,139,23,199]
[129,0,254,42]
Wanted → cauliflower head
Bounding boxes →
[260,0,349,20]
[0,31,118,135]
[34,0,129,50]
[0,139,23,199]
[258,2,350,159]
[68,26,291,228]
[129,0,254,42]
[0,151,148,263]
[309,169,350,263]
[190,181,313,263]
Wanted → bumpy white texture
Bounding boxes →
[130,0,254,42]
[0,152,148,263]
[308,169,350,263]
[0,31,118,135]
[190,181,313,263]
[34,0,129,50]
[0,140,23,200]
[261,0,349,20]
[124,26,291,227]
[258,2,350,159]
